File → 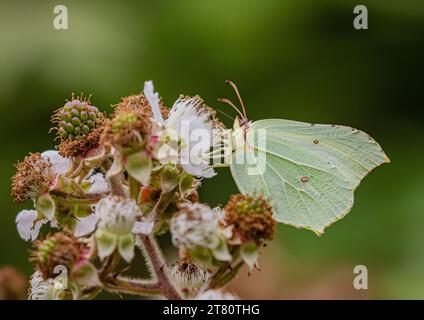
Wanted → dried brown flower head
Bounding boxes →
[30,232,89,280]
[102,110,151,151]
[170,258,210,294]
[0,267,27,300]
[224,193,275,245]
[114,93,169,119]
[11,153,55,203]
[51,96,105,158]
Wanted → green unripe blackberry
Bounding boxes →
[30,233,87,280]
[51,96,106,158]
[53,99,102,141]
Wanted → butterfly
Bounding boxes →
[218,81,390,235]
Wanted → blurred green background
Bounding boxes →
[0,0,423,299]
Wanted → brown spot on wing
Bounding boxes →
[301,176,309,183]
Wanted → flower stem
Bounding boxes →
[50,190,109,203]
[103,276,161,296]
[139,235,182,300]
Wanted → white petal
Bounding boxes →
[182,162,215,178]
[74,214,99,237]
[144,80,164,124]
[41,150,71,174]
[16,210,45,241]
[132,221,154,235]
[87,172,109,193]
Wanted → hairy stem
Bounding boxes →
[139,235,182,300]
[103,276,161,296]
[50,190,109,203]
[109,174,126,197]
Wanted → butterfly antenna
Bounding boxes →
[214,108,235,121]
[225,80,248,120]
[217,98,245,118]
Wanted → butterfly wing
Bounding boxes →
[230,119,389,235]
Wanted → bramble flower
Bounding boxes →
[170,259,210,297]
[29,271,65,300]
[11,81,283,300]
[12,150,72,240]
[11,151,66,203]
[170,203,232,266]
[15,210,44,241]
[195,289,239,300]
[145,81,223,178]
[94,195,139,262]
[51,97,105,158]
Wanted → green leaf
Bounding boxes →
[160,168,180,192]
[125,152,152,186]
[190,247,212,268]
[240,243,259,272]
[72,262,101,287]
[230,119,390,235]
[179,174,194,195]
[72,203,92,218]
[36,193,56,220]
[211,238,232,262]
[106,153,123,178]
[95,229,118,260]
[118,234,134,263]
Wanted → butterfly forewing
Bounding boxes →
[230,119,389,234]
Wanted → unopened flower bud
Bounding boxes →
[170,203,221,250]
[94,196,139,262]
[0,267,27,300]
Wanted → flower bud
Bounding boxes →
[170,203,221,250]
[224,193,275,245]
[170,203,231,266]
[0,267,26,300]
[94,196,139,262]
